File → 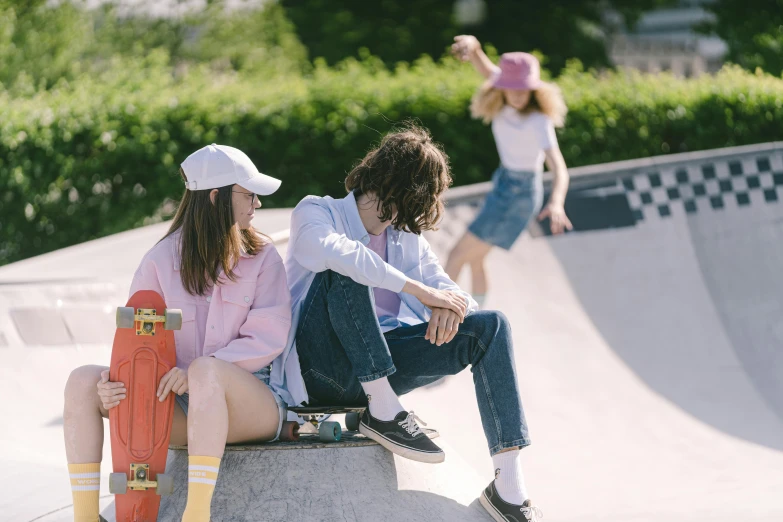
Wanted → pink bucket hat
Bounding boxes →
[492,52,542,91]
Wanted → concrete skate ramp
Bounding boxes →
[4,143,783,522]
[412,142,783,521]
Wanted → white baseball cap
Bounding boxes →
[180,144,281,195]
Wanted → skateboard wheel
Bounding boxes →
[116,307,135,329]
[156,473,175,496]
[164,309,182,331]
[279,421,300,442]
[109,472,128,494]
[319,421,341,442]
[345,412,361,431]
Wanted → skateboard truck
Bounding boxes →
[303,415,322,430]
[116,306,183,335]
[128,463,156,491]
[135,309,163,337]
[286,407,369,443]
[110,464,174,496]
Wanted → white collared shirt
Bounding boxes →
[269,191,478,406]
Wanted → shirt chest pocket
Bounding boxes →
[220,281,256,340]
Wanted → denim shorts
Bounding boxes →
[174,366,288,441]
[468,166,544,250]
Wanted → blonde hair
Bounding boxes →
[470,80,567,127]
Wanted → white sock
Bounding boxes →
[361,377,404,421]
[492,449,528,505]
[472,294,486,310]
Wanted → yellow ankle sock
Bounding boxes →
[181,455,221,522]
[68,463,100,522]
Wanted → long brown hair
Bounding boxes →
[344,125,452,234]
[163,169,267,296]
[470,81,567,126]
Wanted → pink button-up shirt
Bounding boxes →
[130,231,293,373]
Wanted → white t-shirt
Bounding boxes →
[491,107,557,172]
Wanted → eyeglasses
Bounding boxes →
[232,191,261,207]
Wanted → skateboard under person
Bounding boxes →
[62,144,293,522]
[269,125,544,521]
[445,35,574,310]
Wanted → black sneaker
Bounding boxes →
[479,479,543,522]
[359,409,445,463]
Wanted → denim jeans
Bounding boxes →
[295,270,531,455]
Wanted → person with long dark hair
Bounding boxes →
[63,145,292,522]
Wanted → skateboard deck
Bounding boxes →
[109,290,179,522]
[283,405,439,442]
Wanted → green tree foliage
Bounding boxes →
[280,0,674,73]
[0,0,309,91]
[699,0,783,76]
[1,56,780,266]
[466,0,675,74]
[0,0,779,266]
[0,0,94,89]
[280,0,457,67]
[189,1,309,75]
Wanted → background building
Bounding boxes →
[607,0,727,76]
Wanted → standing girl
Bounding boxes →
[63,144,292,522]
[445,35,573,307]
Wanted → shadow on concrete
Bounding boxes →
[546,228,783,452]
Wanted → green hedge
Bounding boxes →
[1,57,782,265]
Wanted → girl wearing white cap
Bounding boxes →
[445,35,573,309]
[62,145,292,522]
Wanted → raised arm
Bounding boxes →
[452,35,498,80]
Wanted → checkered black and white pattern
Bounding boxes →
[620,153,783,222]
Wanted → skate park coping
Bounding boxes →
[445,140,783,204]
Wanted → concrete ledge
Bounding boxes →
[173,432,379,451]
[444,140,783,204]
[100,439,492,522]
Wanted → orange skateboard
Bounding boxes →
[109,290,181,522]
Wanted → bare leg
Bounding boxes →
[445,232,493,294]
[63,365,188,464]
[186,357,280,458]
[445,234,471,283]
[470,252,490,296]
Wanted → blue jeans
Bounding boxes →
[295,270,531,455]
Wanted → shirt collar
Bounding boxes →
[343,191,371,246]
[343,191,404,246]
[388,226,402,245]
